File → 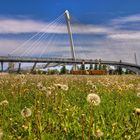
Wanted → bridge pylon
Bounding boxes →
[64,10,76,70]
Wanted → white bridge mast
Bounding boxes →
[64,10,76,70]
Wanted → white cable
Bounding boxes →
[10,13,64,56]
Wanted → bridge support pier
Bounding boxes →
[31,62,37,73]
[17,63,21,74]
[1,62,3,72]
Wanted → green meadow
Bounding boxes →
[0,75,140,140]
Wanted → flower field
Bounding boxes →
[0,74,140,139]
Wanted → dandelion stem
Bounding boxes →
[81,114,85,140]
[88,106,93,140]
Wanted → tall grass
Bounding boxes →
[0,75,140,139]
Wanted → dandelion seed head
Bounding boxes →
[37,82,43,89]
[134,108,140,115]
[46,91,52,97]
[20,74,25,79]
[0,100,9,106]
[95,129,104,138]
[54,84,69,91]
[21,107,32,118]
[87,93,101,106]
[61,85,69,91]
[41,86,47,92]
[137,93,140,98]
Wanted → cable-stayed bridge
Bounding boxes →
[0,10,140,74]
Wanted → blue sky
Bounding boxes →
[0,0,140,64]
[1,0,140,22]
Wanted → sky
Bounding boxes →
[0,0,140,65]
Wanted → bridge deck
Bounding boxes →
[0,56,140,69]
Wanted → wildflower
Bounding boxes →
[37,82,43,89]
[64,127,67,133]
[92,84,97,90]
[61,85,69,91]
[81,114,85,117]
[54,84,62,88]
[41,86,47,91]
[95,129,104,138]
[17,136,22,139]
[47,87,51,90]
[87,93,101,106]
[0,100,9,106]
[9,118,13,121]
[54,84,69,91]
[21,107,32,118]
[86,80,92,86]
[20,74,25,79]
[0,128,3,139]
[135,108,140,115]
[137,93,140,98]
[46,91,52,97]
[22,125,28,130]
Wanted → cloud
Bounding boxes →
[0,37,139,64]
[107,31,140,40]
[0,18,114,34]
[0,18,67,34]
[111,14,140,25]
[106,14,140,40]
[0,14,140,65]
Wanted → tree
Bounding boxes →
[81,64,85,70]
[102,64,107,71]
[60,65,67,74]
[125,69,129,74]
[47,69,59,75]
[117,66,122,75]
[99,64,102,70]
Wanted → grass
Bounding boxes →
[0,74,140,139]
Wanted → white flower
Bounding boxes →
[21,107,32,118]
[87,93,101,106]
[0,100,9,106]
